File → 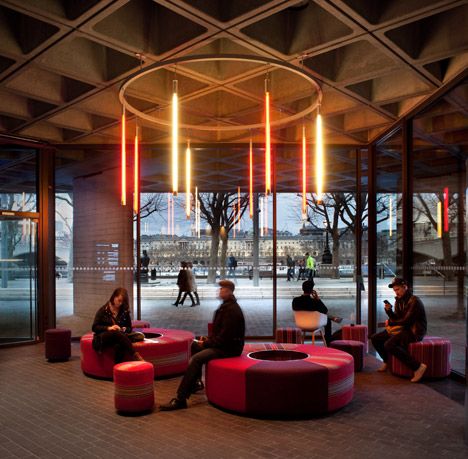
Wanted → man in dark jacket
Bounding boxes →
[371,277,427,382]
[292,280,342,344]
[160,279,245,410]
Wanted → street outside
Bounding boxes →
[1,275,466,374]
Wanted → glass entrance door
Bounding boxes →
[0,216,38,344]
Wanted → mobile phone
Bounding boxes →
[383,300,391,306]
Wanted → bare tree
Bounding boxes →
[56,193,73,281]
[304,192,389,276]
[198,192,249,283]
[414,192,458,279]
[0,193,35,288]
[133,193,166,221]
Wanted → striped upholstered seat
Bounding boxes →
[389,336,451,379]
[114,361,154,414]
[342,325,368,353]
[275,327,304,344]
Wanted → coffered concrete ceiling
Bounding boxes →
[0,0,467,192]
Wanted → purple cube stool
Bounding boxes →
[330,339,364,372]
[342,324,368,353]
[275,327,304,344]
[45,328,71,362]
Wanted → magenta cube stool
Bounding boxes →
[330,339,364,372]
[342,324,368,353]
[45,328,71,362]
[389,336,451,379]
[114,361,154,414]
[275,327,304,344]
[132,320,151,328]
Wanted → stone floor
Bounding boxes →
[0,342,467,458]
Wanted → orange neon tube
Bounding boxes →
[302,125,306,217]
[437,201,442,238]
[315,113,324,202]
[121,112,126,206]
[265,91,271,195]
[172,81,178,195]
[133,129,139,213]
[249,139,253,218]
[185,141,191,219]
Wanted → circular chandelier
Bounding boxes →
[119,54,325,218]
[119,54,322,133]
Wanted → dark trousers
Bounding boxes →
[371,329,420,371]
[177,341,226,400]
[181,291,198,305]
[98,331,135,364]
[287,267,294,281]
[324,319,342,345]
[175,289,195,305]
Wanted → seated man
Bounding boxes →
[160,279,245,410]
[292,280,342,345]
[370,277,427,383]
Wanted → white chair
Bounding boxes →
[293,310,328,346]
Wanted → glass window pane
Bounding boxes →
[0,147,37,212]
[412,79,468,375]
[376,130,403,325]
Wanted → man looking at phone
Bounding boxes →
[160,279,245,410]
[292,280,342,344]
[370,277,427,382]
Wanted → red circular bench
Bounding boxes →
[389,336,451,379]
[206,343,354,416]
[80,327,194,379]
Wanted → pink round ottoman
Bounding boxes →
[45,328,71,362]
[114,361,154,414]
[389,336,451,379]
[132,320,151,328]
[329,340,364,372]
[206,343,354,416]
[342,325,368,353]
[81,328,194,379]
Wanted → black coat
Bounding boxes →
[292,295,328,314]
[91,303,132,351]
[386,290,427,340]
[204,294,245,356]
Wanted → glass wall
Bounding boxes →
[0,146,38,344]
[411,79,467,375]
[275,147,361,338]
[376,130,403,324]
[137,189,273,337]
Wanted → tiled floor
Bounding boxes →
[1,342,467,458]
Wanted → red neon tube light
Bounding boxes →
[444,187,449,232]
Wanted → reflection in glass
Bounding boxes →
[0,217,37,343]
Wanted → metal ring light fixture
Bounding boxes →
[119,54,322,132]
